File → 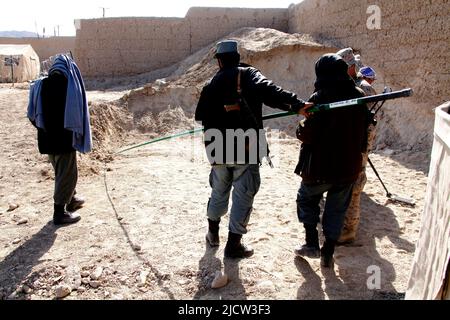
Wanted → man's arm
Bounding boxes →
[246,68,307,113]
[195,83,210,123]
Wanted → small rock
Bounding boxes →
[12,239,21,245]
[382,149,395,156]
[52,275,63,284]
[111,294,124,300]
[8,292,18,299]
[117,216,123,221]
[211,271,228,289]
[17,218,28,225]
[77,286,86,293]
[22,285,32,294]
[90,267,103,280]
[55,285,72,299]
[132,244,142,252]
[89,280,101,289]
[154,79,167,86]
[138,270,149,287]
[69,278,82,291]
[81,278,90,285]
[80,270,90,278]
[7,203,19,212]
[177,279,187,285]
[119,276,128,285]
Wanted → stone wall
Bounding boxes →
[0,37,75,62]
[74,7,288,77]
[289,0,450,150]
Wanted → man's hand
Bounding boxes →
[299,102,314,118]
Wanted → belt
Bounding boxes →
[224,104,240,112]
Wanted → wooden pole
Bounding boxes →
[10,55,14,88]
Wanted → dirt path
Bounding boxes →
[0,88,428,300]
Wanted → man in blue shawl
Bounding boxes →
[28,54,91,225]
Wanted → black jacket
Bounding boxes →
[36,72,74,154]
[195,63,304,164]
[294,54,368,184]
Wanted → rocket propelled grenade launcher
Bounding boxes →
[262,88,413,120]
[310,88,413,112]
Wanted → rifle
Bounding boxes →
[116,88,413,154]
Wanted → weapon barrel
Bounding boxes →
[360,88,413,104]
[308,88,413,113]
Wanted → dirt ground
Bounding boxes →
[0,85,429,300]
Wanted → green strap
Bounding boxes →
[116,88,412,154]
[115,128,204,154]
[115,111,300,154]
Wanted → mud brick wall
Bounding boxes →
[74,17,190,77]
[74,7,288,78]
[186,7,288,52]
[288,0,450,150]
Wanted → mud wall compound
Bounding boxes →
[0,37,75,63]
[288,0,450,150]
[74,7,288,78]
[1,2,447,150]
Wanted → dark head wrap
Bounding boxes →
[314,53,355,91]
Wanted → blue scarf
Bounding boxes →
[28,54,92,153]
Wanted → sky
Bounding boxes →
[0,0,300,37]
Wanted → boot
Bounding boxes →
[66,194,85,212]
[294,224,320,258]
[337,226,356,245]
[320,239,336,268]
[224,232,254,259]
[205,219,220,247]
[53,204,81,226]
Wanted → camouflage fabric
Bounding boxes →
[339,112,377,243]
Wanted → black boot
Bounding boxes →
[66,194,85,212]
[294,224,320,258]
[53,204,81,226]
[205,219,220,247]
[224,232,254,259]
[320,239,336,268]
